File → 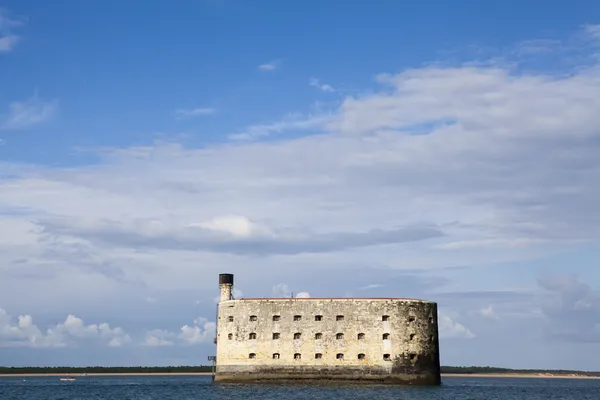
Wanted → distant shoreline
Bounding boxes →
[1,372,600,379]
[441,373,600,380]
[0,372,214,377]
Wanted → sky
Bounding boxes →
[1,0,600,370]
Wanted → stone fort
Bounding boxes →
[214,273,441,385]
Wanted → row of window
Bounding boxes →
[229,332,413,340]
[228,315,420,322]
[248,353,416,361]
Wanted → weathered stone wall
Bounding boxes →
[215,298,440,385]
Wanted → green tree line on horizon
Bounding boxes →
[1,365,599,376]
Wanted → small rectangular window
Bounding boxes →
[273,315,280,321]
[227,316,234,322]
[336,353,344,359]
[315,315,322,321]
[383,354,391,361]
[294,353,301,359]
[294,332,301,339]
[272,333,280,340]
[408,316,416,322]
[315,353,322,359]
[336,315,344,321]
[249,315,257,321]
[294,315,302,321]
[382,315,390,321]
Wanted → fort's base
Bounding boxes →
[214,365,441,386]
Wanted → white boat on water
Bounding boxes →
[59,376,76,381]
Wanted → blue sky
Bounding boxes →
[1,0,600,369]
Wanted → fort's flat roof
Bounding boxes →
[236,297,433,302]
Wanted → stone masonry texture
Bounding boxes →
[214,278,441,385]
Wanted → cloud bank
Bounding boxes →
[0,308,130,348]
[2,23,600,368]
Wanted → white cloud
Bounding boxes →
[2,95,58,130]
[228,112,332,140]
[179,318,216,344]
[142,317,216,347]
[48,315,132,347]
[258,60,280,71]
[1,24,600,335]
[0,308,56,347]
[0,10,24,53]
[191,215,272,238]
[537,275,600,342]
[0,35,18,52]
[0,308,130,348]
[438,315,475,339]
[585,24,600,39]
[271,284,310,298]
[309,77,335,92]
[143,329,175,347]
[37,214,438,256]
[174,107,216,118]
[478,305,500,320]
[272,283,291,298]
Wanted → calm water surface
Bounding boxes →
[1,375,599,400]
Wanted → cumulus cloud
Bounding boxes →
[0,309,54,348]
[309,77,335,92]
[143,329,175,347]
[0,308,130,348]
[179,318,216,345]
[271,284,310,298]
[438,315,475,339]
[478,305,499,320]
[272,283,291,298]
[142,317,216,347]
[538,275,600,342]
[2,94,58,130]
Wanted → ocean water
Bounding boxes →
[1,375,599,400]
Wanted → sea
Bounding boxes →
[1,375,599,400]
